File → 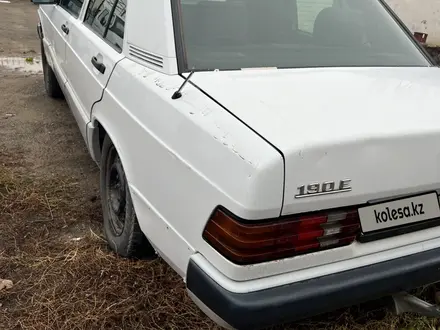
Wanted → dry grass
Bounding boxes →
[0,159,216,330]
[0,156,440,330]
[2,3,440,327]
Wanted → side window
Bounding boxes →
[85,0,112,36]
[59,0,84,18]
[85,0,126,52]
[105,0,126,52]
[297,0,334,34]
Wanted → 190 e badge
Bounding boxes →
[295,179,352,199]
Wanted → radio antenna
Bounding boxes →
[172,68,196,100]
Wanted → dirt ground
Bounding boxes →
[0,1,439,330]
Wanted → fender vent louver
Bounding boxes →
[128,44,164,69]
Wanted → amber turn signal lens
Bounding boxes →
[203,208,360,265]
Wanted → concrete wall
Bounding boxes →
[386,0,440,45]
[296,0,440,45]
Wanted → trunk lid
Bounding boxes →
[190,67,440,216]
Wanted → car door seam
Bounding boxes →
[185,77,287,217]
[90,56,126,115]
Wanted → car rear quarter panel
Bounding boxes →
[91,60,440,290]
[90,58,284,279]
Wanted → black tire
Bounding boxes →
[41,40,63,99]
[100,134,156,259]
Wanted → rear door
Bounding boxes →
[39,0,84,83]
[64,0,126,139]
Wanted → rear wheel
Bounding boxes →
[40,40,63,99]
[100,134,156,259]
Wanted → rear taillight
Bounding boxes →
[203,208,360,265]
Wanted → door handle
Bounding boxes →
[61,24,69,34]
[91,56,106,74]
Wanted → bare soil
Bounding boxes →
[0,1,439,329]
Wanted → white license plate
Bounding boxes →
[358,193,440,233]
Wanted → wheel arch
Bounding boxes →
[88,118,121,168]
[88,118,104,166]
[88,115,137,198]
[96,119,158,259]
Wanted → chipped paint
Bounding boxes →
[139,71,180,92]
[153,77,176,91]
[179,93,260,169]
[212,124,258,167]
[135,65,262,173]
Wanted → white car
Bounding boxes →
[31,0,440,328]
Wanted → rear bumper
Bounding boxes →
[187,247,440,330]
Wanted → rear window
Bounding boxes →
[176,0,429,71]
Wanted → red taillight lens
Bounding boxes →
[203,208,360,265]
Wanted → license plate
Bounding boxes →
[358,193,440,233]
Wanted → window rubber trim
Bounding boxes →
[170,0,188,73]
